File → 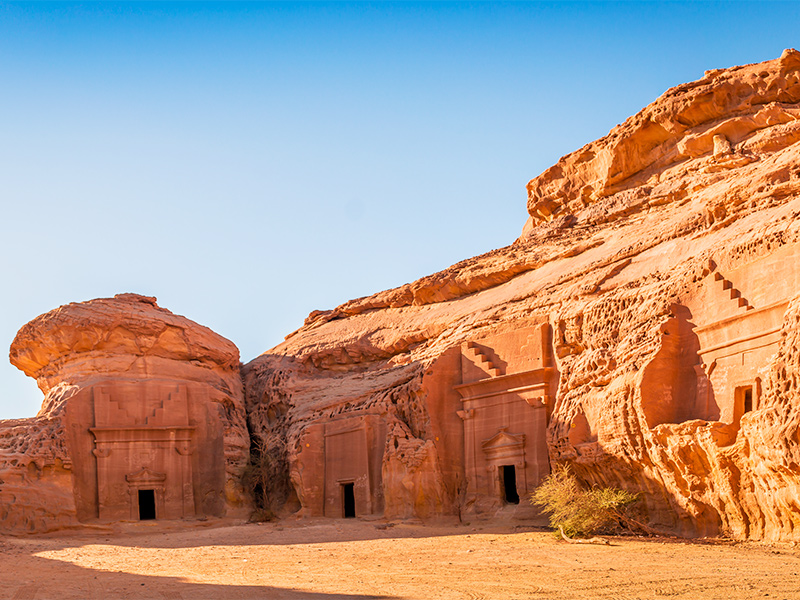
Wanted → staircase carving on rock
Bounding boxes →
[462,341,505,379]
[713,271,754,313]
[455,324,556,517]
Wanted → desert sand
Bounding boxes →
[1,520,798,600]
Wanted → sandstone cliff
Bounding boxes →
[4,51,800,541]
[245,49,800,540]
[1,294,249,532]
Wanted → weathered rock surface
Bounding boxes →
[1,294,249,532]
[11,293,241,394]
[245,50,800,540]
[4,51,800,540]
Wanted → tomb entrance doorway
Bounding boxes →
[743,386,753,413]
[138,489,156,520]
[501,465,520,504]
[342,482,356,518]
[734,384,756,422]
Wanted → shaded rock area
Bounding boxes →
[4,51,800,541]
[1,294,250,532]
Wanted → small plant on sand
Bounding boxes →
[531,464,639,539]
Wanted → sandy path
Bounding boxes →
[0,520,798,599]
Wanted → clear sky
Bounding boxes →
[1,1,798,419]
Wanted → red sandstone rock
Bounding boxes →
[5,51,800,541]
[1,294,250,532]
[244,50,800,541]
[11,293,240,395]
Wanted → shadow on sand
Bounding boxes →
[0,518,546,599]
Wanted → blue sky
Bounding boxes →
[1,1,798,418]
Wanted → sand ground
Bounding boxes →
[0,519,798,600]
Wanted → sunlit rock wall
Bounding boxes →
[245,50,800,540]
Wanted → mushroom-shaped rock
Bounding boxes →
[10,293,240,395]
[2,294,250,532]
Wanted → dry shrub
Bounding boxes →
[241,437,284,522]
[531,464,639,538]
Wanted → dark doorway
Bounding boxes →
[342,483,356,518]
[138,489,156,520]
[501,465,519,504]
[744,387,753,413]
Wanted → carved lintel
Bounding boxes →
[457,409,475,420]
[481,430,525,452]
[126,467,167,484]
[486,460,526,472]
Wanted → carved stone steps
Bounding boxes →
[465,341,505,377]
[713,271,754,312]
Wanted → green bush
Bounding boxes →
[531,464,639,538]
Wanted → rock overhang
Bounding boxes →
[9,293,241,392]
[523,48,800,235]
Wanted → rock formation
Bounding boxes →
[4,51,800,541]
[1,294,249,532]
[244,49,800,541]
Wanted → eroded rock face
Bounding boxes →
[1,294,250,532]
[245,50,800,540]
[4,51,800,540]
[524,48,800,230]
